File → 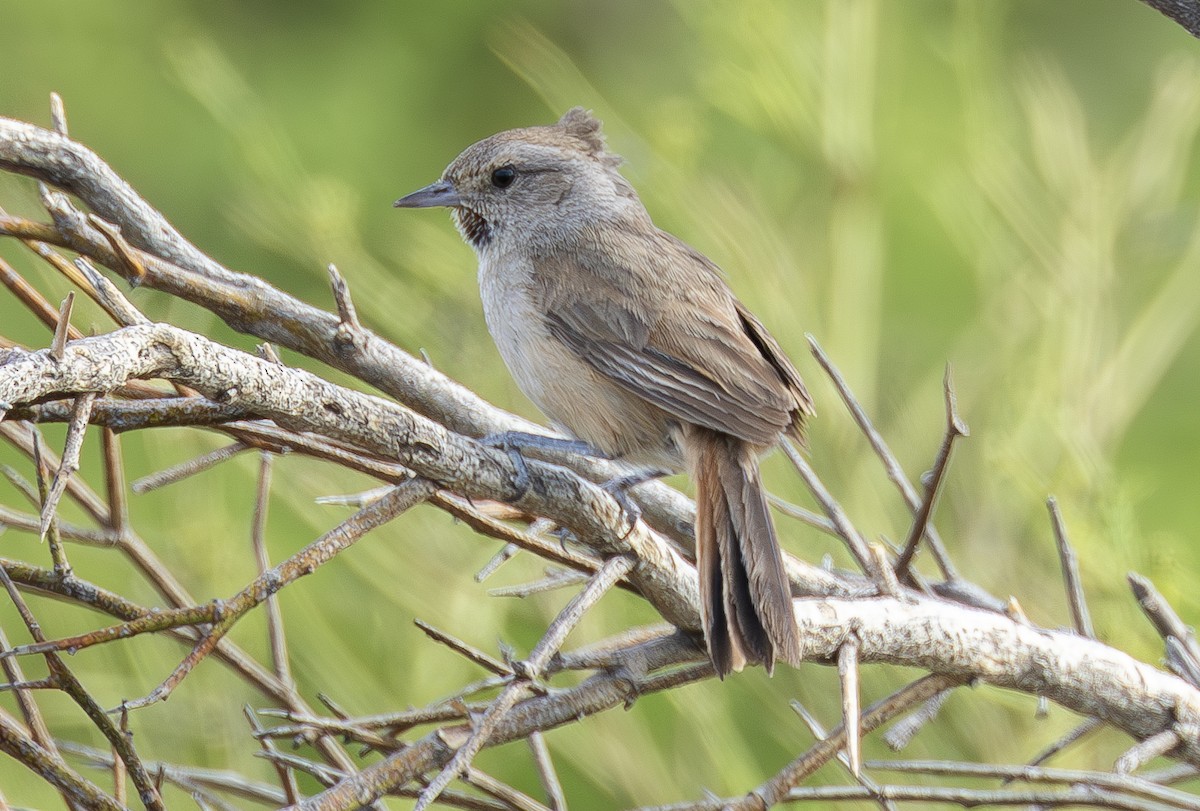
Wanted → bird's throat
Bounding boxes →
[454,207,492,248]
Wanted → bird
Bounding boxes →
[394,108,812,677]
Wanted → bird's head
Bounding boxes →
[394,108,641,253]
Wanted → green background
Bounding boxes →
[3,1,1200,807]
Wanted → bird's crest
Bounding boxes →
[556,107,621,168]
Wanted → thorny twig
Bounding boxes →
[838,636,863,778]
[414,555,634,810]
[527,731,567,811]
[807,334,957,579]
[893,365,968,580]
[791,700,898,811]
[868,759,1200,809]
[0,559,165,810]
[1048,497,1096,638]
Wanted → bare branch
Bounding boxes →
[0,564,165,809]
[48,291,75,362]
[869,543,904,599]
[31,431,71,575]
[1047,497,1095,638]
[244,705,301,806]
[790,700,897,811]
[293,631,707,810]
[462,767,553,811]
[120,478,436,710]
[0,624,64,810]
[894,365,968,580]
[415,555,634,810]
[781,441,877,575]
[327,263,362,336]
[881,688,952,751]
[0,711,124,811]
[251,452,292,686]
[414,619,516,679]
[130,440,251,493]
[839,637,862,777]
[527,732,567,811]
[87,214,147,285]
[0,254,83,339]
[781,597,1200,764]
[59,740,288,807]
[99,427,128,537]
[780,783,1179,808]
[1021,717,1104,771]
[1130,573,1200,685]
[1117,728,1184,774]
[749,674,964,810]
[869,759,1200,809]
[48,92,67,136]
[38,391,95,543]
[807,334,957,579]
[112,708,128,807]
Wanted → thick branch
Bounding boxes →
[0,324,701,630]
[792,597,1200,764]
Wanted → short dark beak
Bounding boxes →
[393,179,462,209]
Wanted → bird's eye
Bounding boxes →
[490,166,516,189]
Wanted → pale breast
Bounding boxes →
[477,251,683,470]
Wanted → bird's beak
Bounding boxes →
[393,179,462,209]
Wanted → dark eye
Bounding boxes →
[490,165,516,189]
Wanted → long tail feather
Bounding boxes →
[691,427,800,678]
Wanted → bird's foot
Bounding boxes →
[599,468,669,536]
[479,431,604,500]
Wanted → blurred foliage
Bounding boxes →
[3,1,1200,807]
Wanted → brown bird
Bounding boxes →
[395,108,812,677]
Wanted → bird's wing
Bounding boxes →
[540,227,810,447]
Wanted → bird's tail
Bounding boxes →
[690,427,801,678]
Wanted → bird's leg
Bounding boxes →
[548,470,660,550]
[479,431,665,536]
[600,468,670,529]
[479,431,606,499]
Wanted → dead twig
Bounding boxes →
[527,732,567,811]
[38,391,96,545]
[1048,497,1095,638]
[1117,728,1185,774]
[1130,573,1200,686]
[251,452,292,686]
[881,688,953,751]
[807,334,957,579]
[48,291,75,362]
[781,441,877,575]
[119,478,436,710]
[839,636,862,777]
[130,441,251,494]
[415,555,634,811]
[0,563,165,810]
[893,365,968,580]
[791,700,897,811]
[870,759,1200,809]
[414,619,516,680]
